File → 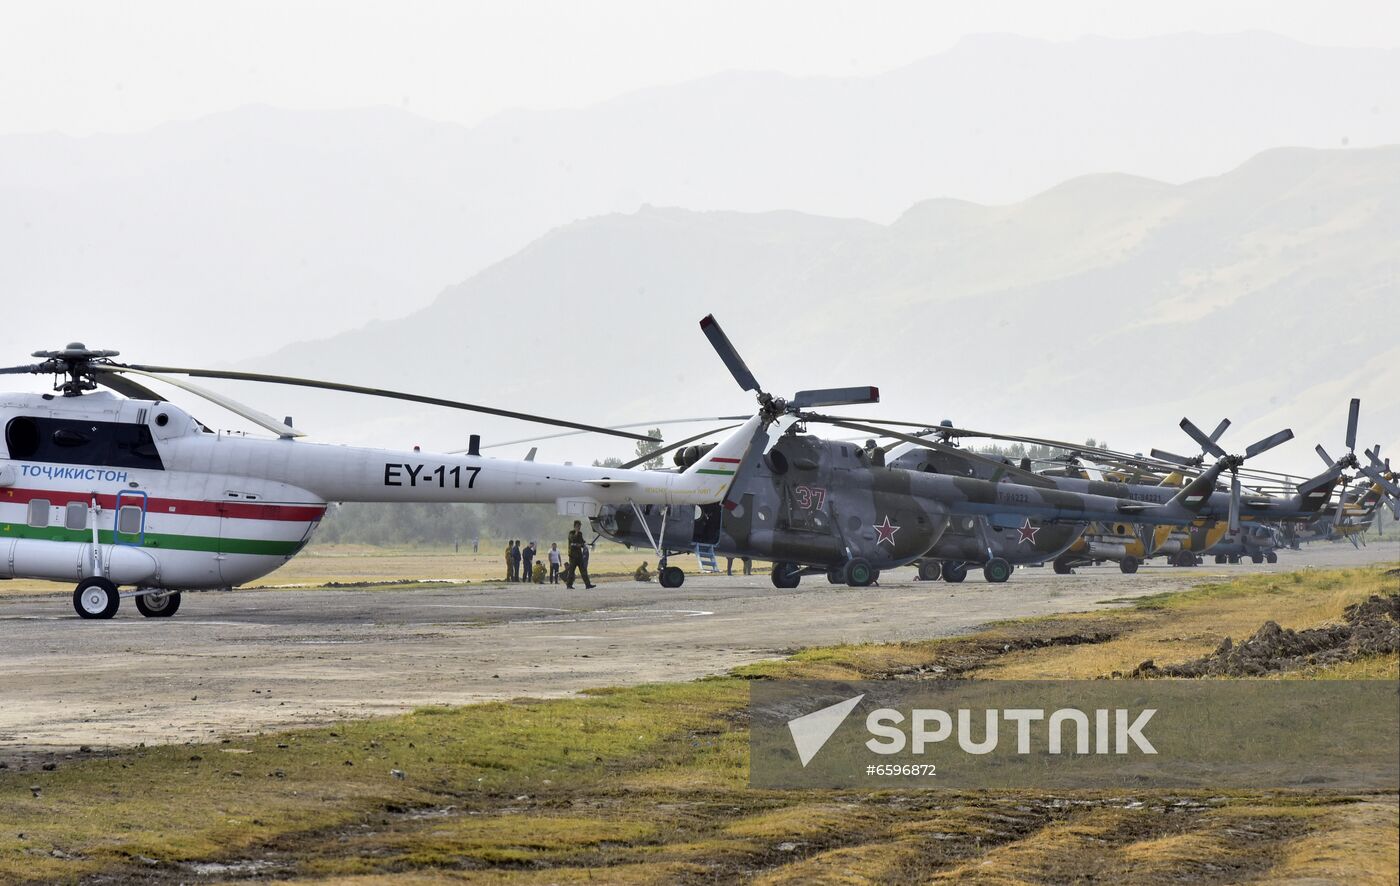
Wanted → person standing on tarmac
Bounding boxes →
[503,540,513,581]
[548,543,562,584]
[565,520,595,589]
[522,541,536,582]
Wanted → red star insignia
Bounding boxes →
[874,515,901,546]
[1016,518,1041,545]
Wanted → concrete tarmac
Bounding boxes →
[1,543,1394,763]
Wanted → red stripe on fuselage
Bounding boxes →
[1,487,325,522]
[710,457,741,464]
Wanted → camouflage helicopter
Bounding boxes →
[830,419,1261,579]
[851,407,1356,578]
[890,398,1394,577]
[591,317,1240,588]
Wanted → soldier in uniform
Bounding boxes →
[566,520,595,589]
[634,561,653,582]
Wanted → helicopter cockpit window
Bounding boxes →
[5,417,39,458]
[6,417,167,471]
[27,499,50,528]
[64,502,88,530]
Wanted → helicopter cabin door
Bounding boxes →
[113,490,148,547]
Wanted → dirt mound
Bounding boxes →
[1133,594,1399,678]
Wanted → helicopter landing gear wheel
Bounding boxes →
[73,577,120,620]
[1215,554,1228,564]
[1119,557,1139,574]
[941,561,968,583]
[1173,551,1196,568]
[917,560,942,581]
[1250,552,1264,564]
[658,567,685,589]
[1228,555,1240,564]
[845,559,874,587]
[135,591,181,618]
[770,562,802,589]
[1052,557,1074,575]
[982,558,1012,583]
[1265,551,1278,564]
[826,566,847,585]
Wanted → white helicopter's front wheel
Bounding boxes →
[135,591,182,618]
[73,577,120,620]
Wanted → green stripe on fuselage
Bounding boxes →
[696,469,736,476]
[0,524,303,556]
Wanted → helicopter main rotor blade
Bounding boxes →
[94,372,166,402]
[469,416,750,452]
[104,367,307,438]
[616,424,742,470]
[814,416,1059,489]
[1180,418,1228,459]
[0,364,48,374]
[698,315,761,393]
[1345,398,1360,452]
[1208,418,1232,443]
[791,386,880,409]
[1244,428,1294,459]
[119,364,655,443]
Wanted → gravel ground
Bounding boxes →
[0,542,1393,763]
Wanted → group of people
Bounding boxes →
[504,539,555,583]
[501,521,595,589]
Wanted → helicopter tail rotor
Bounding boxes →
[699,315,761,393]
[699,315,879,424]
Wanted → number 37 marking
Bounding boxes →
[794,485,826,509]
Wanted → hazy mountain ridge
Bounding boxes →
[2,32,1397,367]
[243,145,1398,475]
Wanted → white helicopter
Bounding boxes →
[0,345,771,619]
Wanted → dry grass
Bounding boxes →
[976,565,1398,679]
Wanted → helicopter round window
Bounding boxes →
[155,413,170,427]
[757,506,771,522]
[846,515,861,532]
[4,417,39,458]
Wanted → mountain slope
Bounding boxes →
[244,145,1399,476]
[2,32,1398,365]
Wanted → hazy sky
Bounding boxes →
[3,0,1398,135]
